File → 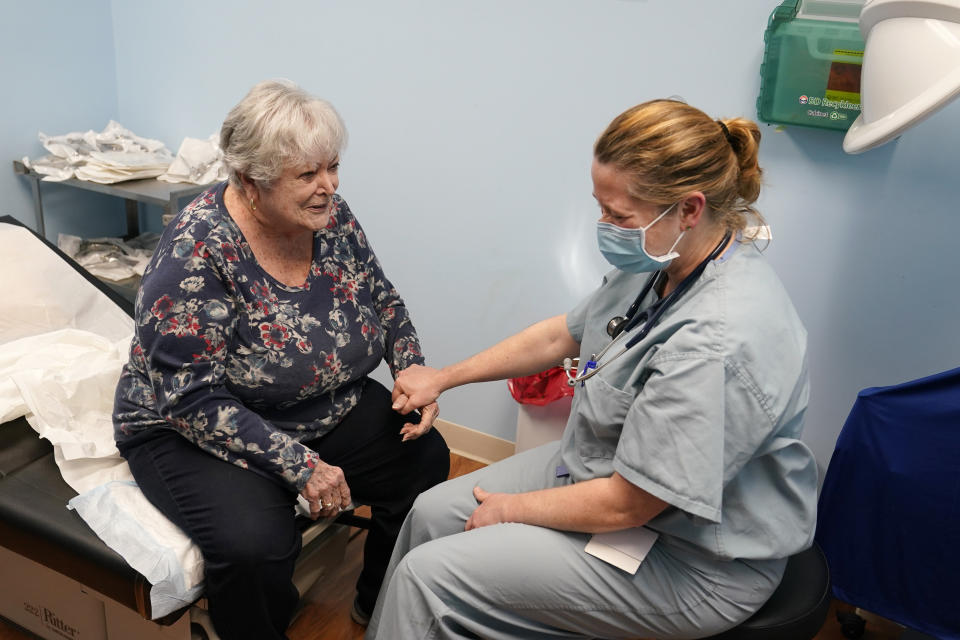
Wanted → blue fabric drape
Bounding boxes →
[816,366,960,640]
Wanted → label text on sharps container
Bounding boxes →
[821,98,860,111]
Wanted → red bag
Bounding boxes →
[507,366,574,406]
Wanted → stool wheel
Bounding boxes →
[837,611,866,639]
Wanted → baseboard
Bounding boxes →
[433,419,515,465]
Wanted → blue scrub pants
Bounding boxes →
[120,378,450,640]
[366,442,785,640]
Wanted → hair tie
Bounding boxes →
[717,120,738,152]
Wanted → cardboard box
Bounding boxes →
[0,545,190,640]
[0,521,350,640]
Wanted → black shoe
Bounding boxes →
[350,597,371,627]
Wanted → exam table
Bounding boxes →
[816,367,960,640]
[0,215,350,640]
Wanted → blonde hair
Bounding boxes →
[220,79,347,189]
[594,99,765,234]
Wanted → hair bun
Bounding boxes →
[721,118,762,204]
[595,101,768,235]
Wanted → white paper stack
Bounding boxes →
[75,150,173,183]
[26,121,174,184]
[157,135,228,185]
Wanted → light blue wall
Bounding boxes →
[0,0,124,240]
[9,0,960,475]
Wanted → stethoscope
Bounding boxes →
[564,230,733,386]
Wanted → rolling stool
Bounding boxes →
[703,541,831,640]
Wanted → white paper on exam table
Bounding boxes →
[0,224,133,346]
[0,222,204,617]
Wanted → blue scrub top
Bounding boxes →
[564,240,817,561]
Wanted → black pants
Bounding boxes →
[120,379,450,640]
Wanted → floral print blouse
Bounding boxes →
[113,182,424,491]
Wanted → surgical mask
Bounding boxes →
[596,203,685,273]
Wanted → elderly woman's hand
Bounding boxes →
[398,401,440,442]
[300,460,352,520]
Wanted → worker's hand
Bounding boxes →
[399,401,440,442]
[465,486,514,531]
[392,365,446,415]
[300,460,351,520]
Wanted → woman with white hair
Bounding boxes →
[113,79,449,639]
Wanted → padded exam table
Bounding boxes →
[0,216,349,640]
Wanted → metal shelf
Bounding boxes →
[12,159,211,238]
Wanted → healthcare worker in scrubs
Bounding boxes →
[367,99,818,640]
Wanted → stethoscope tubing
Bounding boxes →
[564,341,629,385]
[565,230,732,387]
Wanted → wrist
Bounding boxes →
[436,366,458,393]
[502,492,523,524]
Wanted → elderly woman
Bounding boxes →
[112,79,449,639]
[369,100,818,639]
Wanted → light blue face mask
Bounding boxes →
[596,202,685,273]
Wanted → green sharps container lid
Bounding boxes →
[757,0,866,131]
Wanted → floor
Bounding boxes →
[0,452,910,640]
